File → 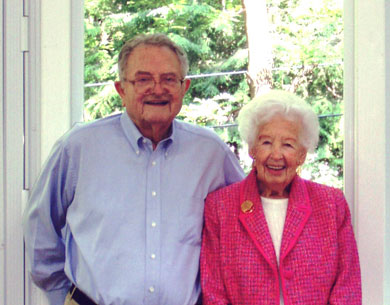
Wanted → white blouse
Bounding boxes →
[261,196,288,305]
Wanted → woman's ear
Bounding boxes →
[249,147,256,159]
[298,149,307,165]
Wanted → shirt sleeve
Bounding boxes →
[23,137,75,300]
[200,194,230,305]
[44,287,70,305]
[223,149,245,186]
[328,191,362,304]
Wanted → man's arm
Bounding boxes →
[223,149,245,186]
[23,139,74,304]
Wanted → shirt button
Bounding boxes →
[143,139,147,144]
[152,191,157,197]
[149,286,155,293]
[151,222,157,227]
[165,152,168,157]
[150,253,156,259]
[152,161,156,166]
[136,150,140,155]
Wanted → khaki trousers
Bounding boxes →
[64,289,80,305]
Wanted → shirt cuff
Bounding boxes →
[44,286,69,305]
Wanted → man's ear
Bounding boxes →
[115,81,125,97]
[183,78,191,93]
[114,81,126,106]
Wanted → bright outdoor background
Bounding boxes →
[83,0,344,188]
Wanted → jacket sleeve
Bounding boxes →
[328,191,362,305]
[200,194,230,305]
[22,138,75,304]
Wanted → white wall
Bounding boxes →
[25,1,84,304]
[25,4,72,304]
[40,1,72,160]
[344,0,390,303]
[37,0,84,163]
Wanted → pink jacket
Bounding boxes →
[200,170,361,305]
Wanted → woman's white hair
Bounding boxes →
[237,90,319,153]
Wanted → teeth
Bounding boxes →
[267,165,284,170]
[145,101,168,105]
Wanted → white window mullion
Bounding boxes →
[345,0,390,304]
[0,0,5,302]
[2,0,26,304]
[70,0,85,124]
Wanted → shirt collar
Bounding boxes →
[120,112,176,155]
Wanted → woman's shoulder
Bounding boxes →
[204,179,244,221]
[297,177,348,214]
[207,179,242,200]
[205,179,245,210]
[300,177,344,198]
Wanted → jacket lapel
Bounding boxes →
[280,176,312,261]
[238,170,278,270]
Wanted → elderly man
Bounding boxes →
[23,33,244,305]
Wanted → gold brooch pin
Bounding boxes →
[241,200,254,213]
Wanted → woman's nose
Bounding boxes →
[270,145,283,159]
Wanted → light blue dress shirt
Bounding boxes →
[23,112,244,305]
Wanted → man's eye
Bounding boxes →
[163,77,176,83]
[137,78,152,83]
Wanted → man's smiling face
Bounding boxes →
[116,44,190,136]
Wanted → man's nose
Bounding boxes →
[151,81,166,94]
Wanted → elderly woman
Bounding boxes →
[200,90,361,305]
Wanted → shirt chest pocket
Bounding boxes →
[178,196,205,247]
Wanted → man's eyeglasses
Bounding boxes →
[124,74,184,93]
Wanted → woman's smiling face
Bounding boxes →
[250,115,307,198]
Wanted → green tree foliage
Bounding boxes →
[84,0,344,187]
[267,0,344,187]
[84,0,246,119]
